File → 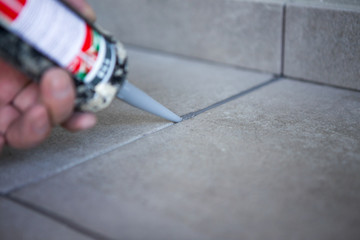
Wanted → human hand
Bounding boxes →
[0,0,97,152]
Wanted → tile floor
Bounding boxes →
[1,1,360,239]
[1,47,360,240]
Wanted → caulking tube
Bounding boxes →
[0,0,182,122]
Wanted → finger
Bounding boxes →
[63,0,96,22]
[6,105,51,149]
[0,59,29,107]
[62,112,97,132]
[40,68,75,125]
[12,83,40,112]
[0,105,20,134]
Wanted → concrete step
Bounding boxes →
[88,0,360,90]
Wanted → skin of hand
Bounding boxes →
[0,0,97,152]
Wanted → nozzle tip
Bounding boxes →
[117,80,182,123]
[169,114,183,123]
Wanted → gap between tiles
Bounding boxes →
[3,123,172,195]
[284,75,360,93]
[5,195,112,240]
[280,3,286,75]
[182,76,281,120]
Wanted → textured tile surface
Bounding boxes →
[0,197,90,240]
[13,79,360,240]
[284,3,360,90]
[0,48,271,193]
[88,0,283,73]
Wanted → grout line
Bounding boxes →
[6,195,114,240]
[5,123,173,194]
[280,3,286,76]
[182,76,281,120]
[285,75,360,93]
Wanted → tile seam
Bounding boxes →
[5,195,113,240]
[280,3,286,76]
[3,123,173,194]
[285,76,360,93]
[182,76,281,120]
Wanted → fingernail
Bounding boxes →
[51,76,72,99]
[80,115,97,130]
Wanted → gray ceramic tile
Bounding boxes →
[0,48,271,193]
[88,0,283,73]
[13,79,360,240]
[284,3,360,90]
[0,197,90,240]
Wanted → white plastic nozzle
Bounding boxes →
[117,80,182,123]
